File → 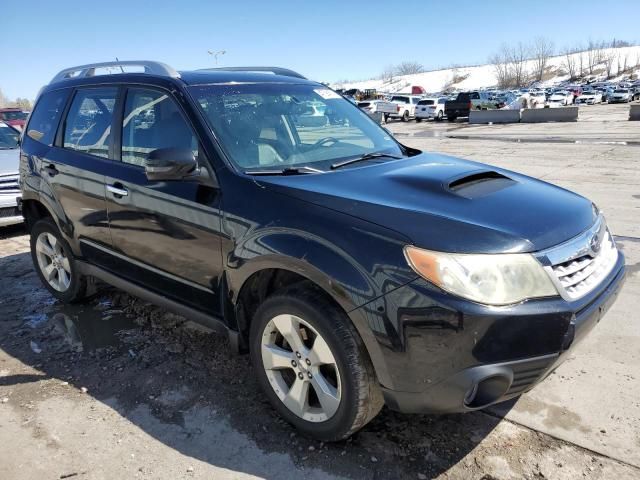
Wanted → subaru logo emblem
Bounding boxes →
[589,233,601,255]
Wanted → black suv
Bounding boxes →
[20,61,625,441]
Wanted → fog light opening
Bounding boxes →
[464,375,511,409]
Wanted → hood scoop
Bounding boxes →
[448,170,516,199]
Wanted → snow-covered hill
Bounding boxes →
[332,46,640,94]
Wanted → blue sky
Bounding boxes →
[2,0,638,100]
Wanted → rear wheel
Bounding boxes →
[30,218,87,303]
[436,110,444,121]
[383,113,389,122]
[250,283,383,441]
[401,110,409,122]
[415,117,422,123]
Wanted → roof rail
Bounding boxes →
[50,60,180,84]
[198,66,306,79]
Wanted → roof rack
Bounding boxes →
[50,60,180,84]
[198,66,306,79]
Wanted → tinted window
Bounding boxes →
[391,96,409,104]
[63,88,117,159]
[122,88,197,167]
[418,100,434,105]
[0,123,20,149]
[1,111,28,121]
[26,89,69,146]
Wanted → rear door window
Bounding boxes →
[26,89,70,146]
[63,87,118,159]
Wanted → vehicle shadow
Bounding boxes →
[0,249,512,479]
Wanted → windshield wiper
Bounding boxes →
[330,152,403,170]
[244,166,324,176]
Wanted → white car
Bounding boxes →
[528,91,547,108]
[608,89,632,103]
[576,91,603,105]
[548,91,573,107]
[0,122,22,227]
[357,100,397,120]
[414,97,447,121]
[388,95,422,121]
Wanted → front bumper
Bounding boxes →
[355,253,626,414]
[0,196,23,227]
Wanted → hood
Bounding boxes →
[0,148,20,176]
[258,154,596,254]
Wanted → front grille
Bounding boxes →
[550,230,617,300]
[538,216,618,302]
[0,174,20,195]
[506,355,555,396]
[0,206,20,218]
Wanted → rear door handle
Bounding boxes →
[106,184,129,197]
[43,164,59,177]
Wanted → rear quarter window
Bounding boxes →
[26,89,70,146]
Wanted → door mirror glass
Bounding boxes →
[144,148,197,181]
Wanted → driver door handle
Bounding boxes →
[107,183,129,197]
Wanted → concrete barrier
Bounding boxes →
[521,106,578,123]
[630,104,640,121]
[469,109,521,124]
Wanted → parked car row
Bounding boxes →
[0,121,22,227]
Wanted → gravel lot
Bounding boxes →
[1,102,639,479]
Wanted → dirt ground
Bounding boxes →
[1,102,639,479]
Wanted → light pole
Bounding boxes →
[207,50,227,65]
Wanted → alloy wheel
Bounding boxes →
[35,232,71,292]
[260,314,341,422]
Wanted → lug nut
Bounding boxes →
[298,372,304,380]
[291,360,297,367]
[295,352,302,359]
[305,359,311,366]
[307,372,313,379]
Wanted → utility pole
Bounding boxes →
[207,50,227,65]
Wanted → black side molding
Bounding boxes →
[77,261,243,353]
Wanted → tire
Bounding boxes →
[447,115,457,122]
[436,111,443,121]
[250,283,383,441]
[415,117,422,123]
[401,110,409,122]
[30,218,87,303]
[383,113,389,122]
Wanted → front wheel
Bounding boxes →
[250,284,383,441]
[401,110,409,122]
[30,218,87,303]
[436,110,444,121]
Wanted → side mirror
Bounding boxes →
[145,148,197,181]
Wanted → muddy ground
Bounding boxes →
[1,102,639,479]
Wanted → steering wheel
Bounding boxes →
[313,137,340,148]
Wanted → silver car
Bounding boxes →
[0,122,22,227]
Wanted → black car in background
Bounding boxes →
[20,61,625,441]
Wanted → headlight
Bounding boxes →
[404,246,558,305]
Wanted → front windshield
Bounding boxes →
[1,111,28,121]
[190,83,403,171]
[0,124,20,149]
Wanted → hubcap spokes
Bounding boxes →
[35,232,71,292]
[261,314,341,422]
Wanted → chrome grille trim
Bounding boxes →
[0,174,20,195]
[536,216,619,301]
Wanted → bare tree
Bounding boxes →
[395,61,424,76]
[379,65,395,83]
[14,98,32,110]
[507,42,530,87]
[0,88,8,108]
[602,49,617,78]
[532,37,554,81]
[561,46,577,79]
[489,51,510,88]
